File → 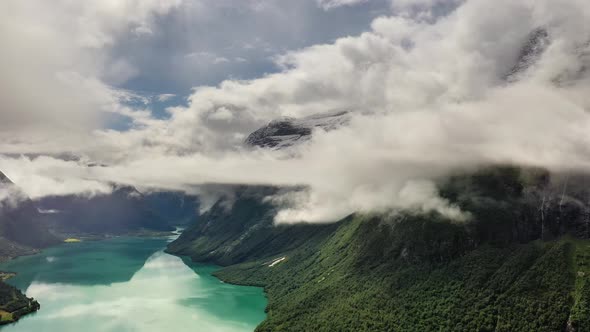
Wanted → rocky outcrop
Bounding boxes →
[245,111,350,149]
[505,28,550,81]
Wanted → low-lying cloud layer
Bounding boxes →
[2,0,590,223]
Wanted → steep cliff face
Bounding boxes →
[143,191,199,226]
[441,167,590,244]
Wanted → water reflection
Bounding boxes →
[1,238,164,289]
[0,237,266,332]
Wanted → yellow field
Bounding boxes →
[64,238,82,243]
[0,310,14,322]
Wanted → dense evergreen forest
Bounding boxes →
[217,217,588,331]
[169,167,590,331]
[0,280,39,324]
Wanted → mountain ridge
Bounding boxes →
[168,166,590,331]
[244,111,350,149]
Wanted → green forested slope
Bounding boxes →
[168,168,590,331]
[166,187,339,265]
[0,281,39,325]
[216,216,586,331]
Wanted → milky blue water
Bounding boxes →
[0,236,266,332]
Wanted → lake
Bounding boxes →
[0,235,267,332]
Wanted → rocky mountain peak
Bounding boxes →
[245,111,350,149]
[0,171,13,185]
[506,27,550,81]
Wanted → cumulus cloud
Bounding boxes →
[0,0,181,153]
[0,156,112,199]
[2,0,590,223]
[391,0,464,20]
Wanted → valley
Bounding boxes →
[2,1,590,331]
[0,235,267,331]
[167,167,590,331]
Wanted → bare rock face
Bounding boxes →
[245,111,350,149]
[0,172,11,184]
[505,28,550,81]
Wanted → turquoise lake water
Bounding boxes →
[0,235,267,332]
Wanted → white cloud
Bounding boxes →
[0,0,182,152]
[213,57,230,65]
[157,94,177,102]
[0,156,112,199]
[391,0,464,20]
[0,185,29,210]
[3,0,590,224]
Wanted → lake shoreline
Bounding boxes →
[0,234,267,331]
[0,229,181,327]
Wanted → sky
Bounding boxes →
[1,0,590,223]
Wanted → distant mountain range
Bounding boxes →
[0,171,60,260]
[0,170,200,324]
[0,171,199,258]
[37,185,174,235]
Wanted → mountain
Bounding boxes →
[167,186,339,266]
[504,27,590,85]
[36,185,176,236]
[0,281,39,325]
[0,171,56,324]
[143,191,199,226]
[505,28,550,81]
[0,171,201,325]
[245,111,350,149]
[0,171,59,260]
[217,215,582,332]
[168,167,590,331]
[1,155,197,236]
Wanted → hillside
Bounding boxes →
[168,167,590,331]
[0,171,60,260]
[143,191,199,226]
[167,186,339,266]
[36,185,176,236]
[0,281,40,325]
[217,216,588,331]
[0,171,57,324]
